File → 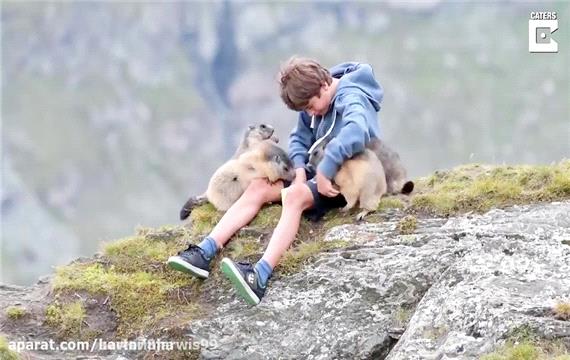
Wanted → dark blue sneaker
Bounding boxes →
[167,244,211,279]
[220,258,266,305]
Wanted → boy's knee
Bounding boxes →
[283,183,313,210]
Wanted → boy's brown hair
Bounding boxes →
[279,57,332,111]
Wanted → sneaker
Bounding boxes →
[167,244,211,279]
[220,258,266,305]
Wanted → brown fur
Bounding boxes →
[206,141,294,211]
[180,124,294,219]
[309,142,387,221]
[367,138,414,195]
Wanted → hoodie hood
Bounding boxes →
[330,62,383,111]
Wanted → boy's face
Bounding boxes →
[305,83,332,117]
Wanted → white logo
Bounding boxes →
[529,12,559,53]
[247,273,255,284]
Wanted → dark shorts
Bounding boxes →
[282,169,346,222]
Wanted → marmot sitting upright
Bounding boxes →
[308,138,387,221]
[366,138,414,195]
[180,124,294,220]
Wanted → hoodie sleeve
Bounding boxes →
[288,112,314,169]
[317,93,375,179]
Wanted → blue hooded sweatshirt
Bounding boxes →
[288,62,384,179]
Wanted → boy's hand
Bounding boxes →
[292,168,307,185]
[316,171,340,197]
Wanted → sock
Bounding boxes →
[254,259,273,288]
[198,236,218,260]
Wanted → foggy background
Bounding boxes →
[1,1,568,285]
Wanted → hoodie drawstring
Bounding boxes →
[307,110,337,155]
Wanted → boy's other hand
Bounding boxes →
[316,172,340,197]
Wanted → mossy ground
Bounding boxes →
[482,324,570,360]
[410,161,570,216]
[42,162,570,344]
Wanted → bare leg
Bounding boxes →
[261,183,314,268]
[209,179,283,248]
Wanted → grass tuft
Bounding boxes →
[5,306,26,320]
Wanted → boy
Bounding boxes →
[167,57,383,305]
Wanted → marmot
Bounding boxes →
[308,138,387,221]
[180,125,294,220]
[367,138,414,195]
[207,141,294,211]
[232,124,279,158]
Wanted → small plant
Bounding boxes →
[553,302,570,321]
[397,215,417,235]
[5,306,26,320]
[482,323,569,359]
[0,336,20,360]
[481,341,539,360]
[44,301,86,338]
[391,307,412,328]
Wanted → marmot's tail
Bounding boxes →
[180,193,208,220]
[401,181,414,195]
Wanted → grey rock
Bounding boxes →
[186,202,570,359]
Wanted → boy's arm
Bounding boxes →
[288,112,314,170]
[317,93,376,179]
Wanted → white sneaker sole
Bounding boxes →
[167,256,209,279]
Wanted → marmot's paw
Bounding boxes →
[355,210,371,222]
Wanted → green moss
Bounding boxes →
[249,204,283,228]
[397,215,417,235]
[225,235,264,262]
[482,323,569,359]
[44,301,86,338]
[135,225,191,242]
[190,203,222,235]
[5,306,26,320]
[102,232,186,274]
[548,172,570,197]
[321,212,354,232]
[481,342,539,360]
[0,336,19,360]
[278,240,348,276]
[410,161,570,216]
[478,341,569,360]
[53,263,197,336]
[378,197,405,210]
[507,324,539,343]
